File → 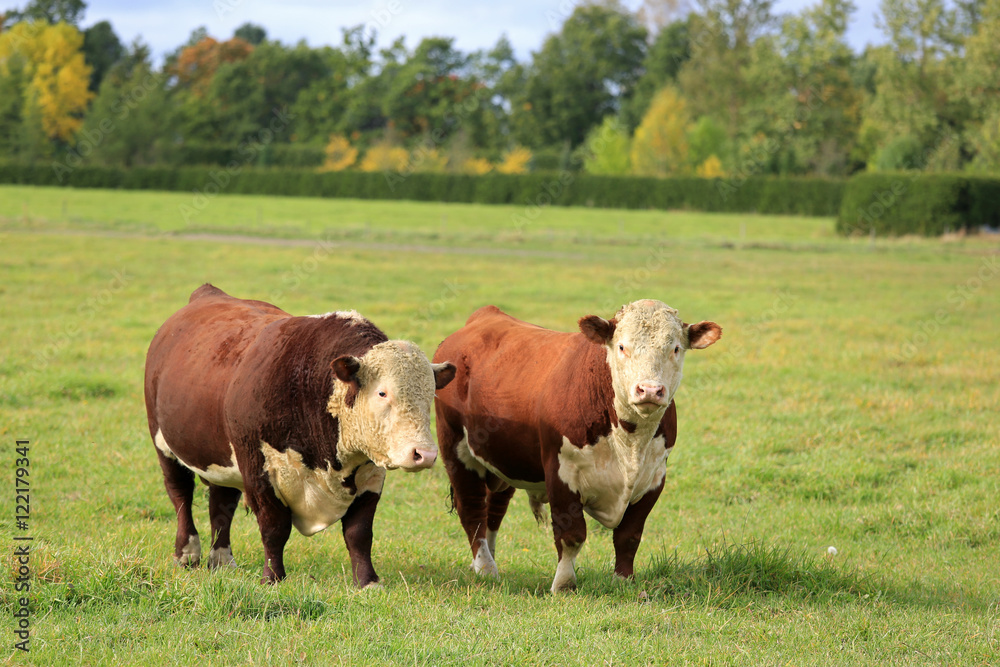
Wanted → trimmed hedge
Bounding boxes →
[10,161,994,233]
[0,162,846,217]
[838,172,1000,236]
[964,175,1000,230]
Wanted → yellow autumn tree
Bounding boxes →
[496,146,532,174]
[461,157,493,175]
[695,155,725,178]
[0,21,93,142]
[409,147,448,173]
[630,86,690,177]
[318,134,358,171]
[359,142,409,172]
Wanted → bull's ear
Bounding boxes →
[431,361,456,390]
[684,321,722,349]
[332,355,362,383]
[579,315,617,345]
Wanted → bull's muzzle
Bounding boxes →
[403,447,437,471]
[632,381,667,411]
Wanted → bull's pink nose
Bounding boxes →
[411,448,437,468]
[634,382,666,402]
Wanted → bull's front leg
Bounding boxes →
[546,473,587,594]
[341,490,382,589]
[612,480,663,579]
[245,479,293,583]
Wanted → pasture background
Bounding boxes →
[1,186,998,665]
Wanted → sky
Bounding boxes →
[29,0,886,64]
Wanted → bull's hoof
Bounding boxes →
[471,557,499,577]
[207,546,236,569]
[173,554,200,568]
[550,577,578,594]
[471,539,499,576]
[174,535,202,567]
[260,568,284,585]
[359,580,383,591]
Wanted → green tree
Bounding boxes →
[622,17,690,131]
[686,115,728,168]
[338,36,406,138]
[299,25,378,142]
[8,0,85,25]
[0,47,30,155]
[858,0,964,170]
[958,0,1000,171]
[168,33,254,143]
[776,0,861,174]
[205,41,327,143]
[74,41,172,166]
[82,20,123,92]
[380,37,475,138]
[582,115,631,174]
[234,22,267,45]
[468,35,523,153]
[510,1,647,148]
[679,0,777,139]
[288,47,353,144]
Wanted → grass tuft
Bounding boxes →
[643,536,881,606]
[193,576,330,621]
[50,378,121,401]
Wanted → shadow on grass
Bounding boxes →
[636,536,877,605]
[441,535,882,604]
[27,536,993,620]
[29,545,332,622]
[577,535,993,613]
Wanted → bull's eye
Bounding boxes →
[674,345,680,354]
[618,344,624,352]
[378,390,387,398]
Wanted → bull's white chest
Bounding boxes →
[260,441,385,536]
[556,425,670,529]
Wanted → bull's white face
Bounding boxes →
[580,300,721,422]
[328,340,455,471]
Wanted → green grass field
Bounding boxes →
[1,185,998,664]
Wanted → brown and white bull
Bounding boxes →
[144,284,455,586]
[433,300,720,593]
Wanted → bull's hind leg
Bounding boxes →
[155,449,201,566]
[546,475,587,594]
[484,482,516,565]
[438,415,497,576]
[207,484,242,568]
[451,463,496,575]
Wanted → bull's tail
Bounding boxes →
[528,494,549,527]
[447,484,457,514]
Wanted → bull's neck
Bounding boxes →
[612,391,666,438]
[567,334,660,443]
[326,382,376,470]
[572,335,666,442]
[276,315,386,470]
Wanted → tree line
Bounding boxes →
[1,0,999,178]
